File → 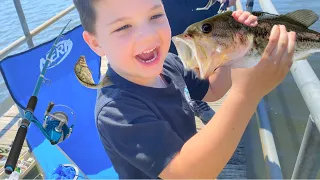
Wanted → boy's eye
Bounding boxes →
[151,14,164,20]
[114,24,131,32]
[112,14,164,33]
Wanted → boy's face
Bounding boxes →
[84,0,171,83]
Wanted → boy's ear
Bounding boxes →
[82,31,105,56]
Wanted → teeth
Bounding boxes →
[137,50,158,63]
[139,47,156,55]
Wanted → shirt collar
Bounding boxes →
[106,64,176,94]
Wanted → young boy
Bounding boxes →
[73,0,296,179]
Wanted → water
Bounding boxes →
[0,0,80,114]
[0,0,320,178]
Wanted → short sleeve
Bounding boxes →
[96,98,184,178]
[168,53,210,101]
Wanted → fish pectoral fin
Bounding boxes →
[284,9,319,28]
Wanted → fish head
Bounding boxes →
[172,11,252,79]
[77,55,87,66]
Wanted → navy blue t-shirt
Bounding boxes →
[94,53,209,179]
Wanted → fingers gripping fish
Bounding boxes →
[172,9,320,79]
[74,55,113,89]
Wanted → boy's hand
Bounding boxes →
[232,10,258,27]
[230,25,296,101]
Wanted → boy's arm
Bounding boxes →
[160,87,260,178]
[202,66,232,102]
[159,25,296,179]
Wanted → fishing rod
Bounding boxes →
[196,0,230,13]
[4,20,76,175]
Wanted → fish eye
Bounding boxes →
[201,23,212,34]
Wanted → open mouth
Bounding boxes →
[172,35,218,79]
[172,36,198,70]
[135,47,159,64]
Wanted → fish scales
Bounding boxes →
[172,9,320,79]
[74,55,113,89]
[248,13,320,52]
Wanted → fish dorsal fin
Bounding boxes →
[284,9,319,27]
[253,10,319,28]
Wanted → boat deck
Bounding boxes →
[0,105,38,179]
[0,56,246,179]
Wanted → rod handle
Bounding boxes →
[4,119,29,175]
[26,96,37,111]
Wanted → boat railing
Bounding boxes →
[0,1,75,60]
[235,0,320,179]
[0,0,319,179]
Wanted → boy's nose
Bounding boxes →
[136,28,158,41]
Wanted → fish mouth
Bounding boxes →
[172,34,214,79]
[172,35,197,69]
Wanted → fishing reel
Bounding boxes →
[41,102,76,145]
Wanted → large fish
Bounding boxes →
[74,55,113,89]
[171,9,320,79]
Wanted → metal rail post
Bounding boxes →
[290,61,320,179]
[12,0,35,119]
[259,0,320,178]
[291,115,320,179]
[13,0,34,48]
[246,0,254,12]
[255,99,284,179]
